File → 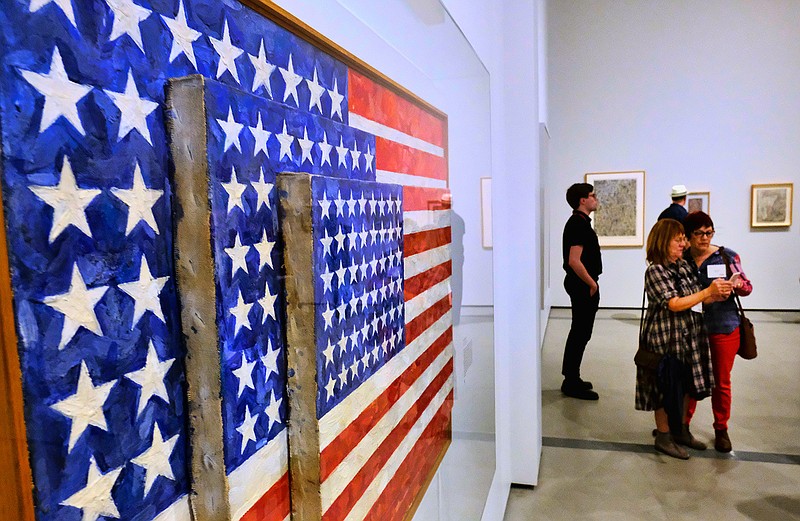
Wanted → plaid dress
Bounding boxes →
[635,259,714,411]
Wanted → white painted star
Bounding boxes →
[44,264,108,350]
[320,268,334,293]
[20,47,92,135]
[249,114,271,158]
[298,127,314,165]
[318,192,332,218]
[260,340,280,380]
[259,283,276,323]
[350,142,362,171]
[329,77,344,120]
[111,161,163,235]
[216,107,243,153]
[131,423,179,496]
[307,67,325,113]
[30,156,100,243]
[334,226,346,252]
[322,338,335,364]
[225,234,250,278]
[279,54,303,105]
[209,18,243,83]
[335,136,349,168]
[51,362,115,451]
[118,254,169,325]
[29,0,76,28]
[124,341,174,417]
[334,191,346,217]
[161,0,201,68]
[60,456,122,521]
[324,375,337,400]
[263,390,282,432]
[105,70,158,145]
[276,121,294,161]
[322,303,334,330]
[232,352,256,398]
[250,167,273,210]
[236,405,258,454]
[106,0,151,51]
[363,144,374,172]
[229,290,252,337]
[254,229,275,270]
[249,39,275,96]
[318,131,333,167]
[222,167,247,213]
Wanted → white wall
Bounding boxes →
[548,0,800,310]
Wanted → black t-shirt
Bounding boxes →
[562,211,602,281]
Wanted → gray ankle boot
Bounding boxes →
[654,431,690,460]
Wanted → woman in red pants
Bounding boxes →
[683,211,753,452]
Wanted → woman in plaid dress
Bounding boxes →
[637,219,732,459]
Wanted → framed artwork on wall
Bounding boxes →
[687,192,710,214]
[584,170,645,247]
[751,183,793,227]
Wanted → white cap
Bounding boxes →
[671,184,687,198]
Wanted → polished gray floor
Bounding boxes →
[505,309,800,521]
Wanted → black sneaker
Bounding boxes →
[561,380,599,400]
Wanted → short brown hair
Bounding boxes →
[683,211,714,237]
[566,183,593,210]
[646,218,685,265]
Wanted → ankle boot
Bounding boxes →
[673,424,707,450]
[654,431,690,460]
[715,429,732,453]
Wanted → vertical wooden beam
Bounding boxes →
[0,160,36,520]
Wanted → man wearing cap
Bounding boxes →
[658,184,689,223]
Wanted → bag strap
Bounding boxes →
[638,283,650,341]
[718,247,747,319]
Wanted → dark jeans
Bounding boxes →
[562,277,600,381]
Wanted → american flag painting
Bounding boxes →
[0,0,451,519]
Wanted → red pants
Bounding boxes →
[686,327,740,430]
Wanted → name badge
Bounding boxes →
[707,264,726,279]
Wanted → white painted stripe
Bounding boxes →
[153,495,191,521]
[320,343,453,510]
[403,245,451,279]
[319,310,451,448]
[229,430,289,520]
[343,373,454,521]
[376,170,447,189]
[404,210,451,235]
[349,113,445,157]
[404,278,452,323]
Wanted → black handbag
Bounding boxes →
[634,288,662,371]
[719,248,757,360]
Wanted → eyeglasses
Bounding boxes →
[692,230,715,238]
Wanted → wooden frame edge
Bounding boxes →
[750,183,794,228]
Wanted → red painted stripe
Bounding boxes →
[320,326,453,481]
[348,70,445,148]
[404,227,451,258]
[404,261,452,301]
[405,296,451,345]
[366,392,454,521]
[376,137,447,181]
[321,361,453,521]
[240,472,291,521]
[402,186,451,212]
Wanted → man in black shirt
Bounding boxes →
[561,183,602,400]
[657,184,688,223]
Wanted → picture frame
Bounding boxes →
[584,170,645,247]
[480,177,492,248]
[686,191,710,214]
[751,183,793,227]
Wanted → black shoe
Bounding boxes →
[575,378,593,390]
[561,380,599,400]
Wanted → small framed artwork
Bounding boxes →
[687,192,710,214]
[480,177,492,248]
[584,170,645,247]
[751,183,793,227]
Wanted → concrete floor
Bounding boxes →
[504,308,800,521]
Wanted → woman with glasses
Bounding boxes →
[683,211,753,452]
[637,219,731,459]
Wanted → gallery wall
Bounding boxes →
[547,0,800,310]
